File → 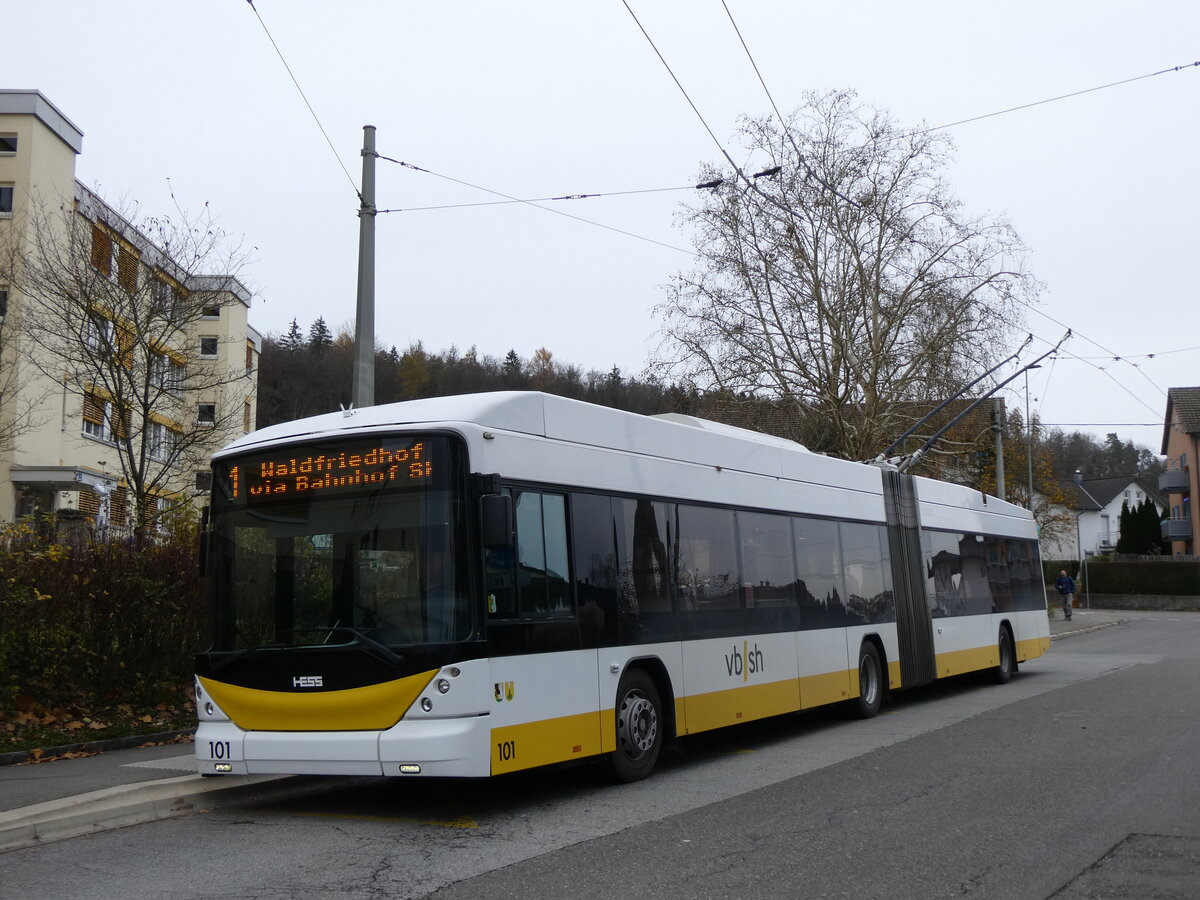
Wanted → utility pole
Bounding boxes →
[993,397,1005,501]
[352,125,377,409]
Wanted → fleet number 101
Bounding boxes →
[208,740,231,760]
[496,740,516,761]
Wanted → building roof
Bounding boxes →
[1162,386,1200,453]
[1063,474,1165,512]
[0,89,83,153]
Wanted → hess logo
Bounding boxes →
[292,675,324,688]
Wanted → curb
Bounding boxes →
[0,730,195,768]
[1050,618,1129,642]
[0,771,361,853]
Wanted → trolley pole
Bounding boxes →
[352,125,377,409]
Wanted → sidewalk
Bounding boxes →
[1047,605,1130,641]
[0,736,350,853]
[1,609,1131,853]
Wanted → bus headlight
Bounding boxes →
[421,697,433,712]
[436,678,451,694]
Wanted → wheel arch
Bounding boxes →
[619,656,677,741]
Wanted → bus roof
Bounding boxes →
[218,391,811,461]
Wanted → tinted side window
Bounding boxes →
[615,497,676,642]
[924,529,961,618]
[570,492,618,647]
[794,516,846,629]
[495,490,570,619]
[739,511,799,632]
[677,504,741,638]
[957,533,994,615]
[840,522,893,624]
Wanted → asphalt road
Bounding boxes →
[3,611,1198,899]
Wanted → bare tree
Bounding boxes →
[11,188,252,537]
[654,90,1039,461]
[0,251,49,455]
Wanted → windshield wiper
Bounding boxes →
[208,642,288,672]
[326,626,406,668]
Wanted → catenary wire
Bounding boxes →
[923,59,1200,133]
[379,157,697,256]
[245,0,359,197]
[717,0,860,207]
[379,184,701,213]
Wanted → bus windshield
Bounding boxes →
[207,434,473,651]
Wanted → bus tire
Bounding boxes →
[855,642,883,719]
[609,668,663,782]
[990,627,1015,685]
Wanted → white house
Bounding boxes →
[1040,474,1166,560]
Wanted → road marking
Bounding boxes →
[122,754,196,773]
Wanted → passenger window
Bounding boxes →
[676,504,739,610]
[738,511,795,606]
[839,522,893,625]
[513,490,571,618]
[794,516,846,629]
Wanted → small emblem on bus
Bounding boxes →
[493,681,515,702]
[293,675,323,688]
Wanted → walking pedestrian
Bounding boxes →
[1055,569,1076,620]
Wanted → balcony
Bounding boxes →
[1159,469,1190,494]
[1161,517,1193,542]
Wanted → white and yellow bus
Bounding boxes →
[195,392,1050,781]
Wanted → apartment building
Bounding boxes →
[0,90,260,529]
[1160,386,1200,556]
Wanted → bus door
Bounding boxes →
[881,470,937,689]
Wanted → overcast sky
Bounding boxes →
[9,1,1198,455]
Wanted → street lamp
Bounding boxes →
[1073,469,1102,608]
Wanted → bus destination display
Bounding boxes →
[227,441,433,502]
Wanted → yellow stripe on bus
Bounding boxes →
[491,711,603,774]
[199,670,438,731]
[1017,635,1051,660]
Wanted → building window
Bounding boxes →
[201,305,221,319]
[199,336,219,358]
[82,392,110,441]
[195,471,213,492]
[245,339,255,376]
[151,277,183,320]
[0,134,16,155]
[149,422,169,461]
[0,288,8,319]
[110,486,128,527]
[116,244,138,291]
[197,403,216,426]
[90,223,113,275]
[243,400,252,433]
[151,353,185,394]
[0,184,13,216]
[84,314,114,355]
[78,489,100,518]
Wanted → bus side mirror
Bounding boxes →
[481,494,513,549]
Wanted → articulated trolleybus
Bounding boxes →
[195,392,1050,781]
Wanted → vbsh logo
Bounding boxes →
[724,641,764,682]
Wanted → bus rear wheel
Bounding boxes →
[610,668,663,782]
[855,642,883,719]
[990,627,1015,684]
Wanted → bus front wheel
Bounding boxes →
[610,668,663,782]
[855,642,883,719]
[990,627,1015,685]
